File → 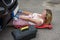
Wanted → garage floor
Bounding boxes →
[0,0,60,40]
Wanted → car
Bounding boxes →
[0,0,18,31]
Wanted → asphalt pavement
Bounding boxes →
[0,0,60,40]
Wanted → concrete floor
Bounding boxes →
[0,0,60,40]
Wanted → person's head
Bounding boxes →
[45,9,52,16]
[44,9,52,24]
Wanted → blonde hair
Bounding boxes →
[44,9,52,24]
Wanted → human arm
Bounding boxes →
[20,15,42,25]
[22,11,32,15]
